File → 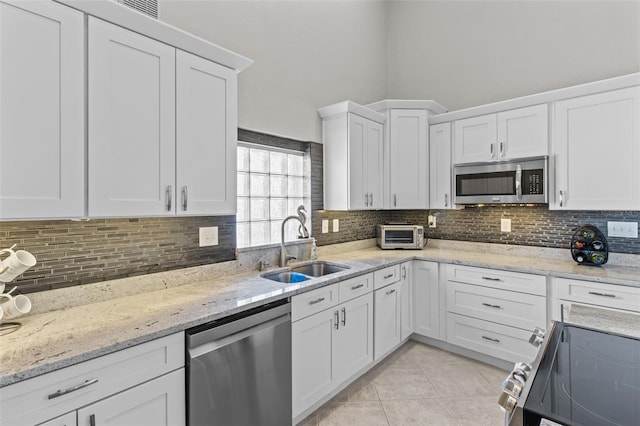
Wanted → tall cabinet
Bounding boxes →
[319,102,385,210]
[429,122,453,209]
[0,0,85,219]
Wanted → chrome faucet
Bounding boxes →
[280,205,310,267]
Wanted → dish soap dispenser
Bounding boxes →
[310,238,318,261]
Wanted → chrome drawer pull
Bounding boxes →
[384,273,394,279]
[386,289,396,295]
[482,302,502,309]
[481,276,502,282]
[341,307,346,326]
[308,297,326,305]
[481,335,501,343]
[588,291,616,298]
[334,310,340,329]
[48,378,99,399]
[351,284,364,290]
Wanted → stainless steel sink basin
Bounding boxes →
[261,271,310,283]
[290,261,350,277]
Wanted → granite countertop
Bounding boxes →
[1,243,639,387]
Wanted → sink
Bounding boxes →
[290,261,350,277]
[261,271,310,283]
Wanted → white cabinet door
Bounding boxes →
[413,260,440,339]
[38,412,76,426]
[88,17,176,217]
[348,113,368,210]
[176,51,237,215]
[552,86,640,210]
[364,118,384,209]
[374,281,402,360]
[292,307,335,418]
[454,114,497,163]
[496,104,548,160]
[400,261,413,340]
[333,292,374,386]
[77,369,185,426]
[429,122,453,209]
[0,0,84,219]
[388,110,428,209]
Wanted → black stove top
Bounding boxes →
[524,323,640,426]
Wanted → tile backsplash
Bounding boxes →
[2,129,638,295]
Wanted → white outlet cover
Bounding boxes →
[199,226,219,247]
[322,220,329,233]
[607,221,638,238]
[428,215,436,228]
[501,218,511,233]
[332,219,339,233]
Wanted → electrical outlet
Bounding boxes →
[322,220,329,233]
[199,226,218,247]
[332,219,339,233]
[428,215,436,228]
[501,218,511,233]
[608,221,638,238]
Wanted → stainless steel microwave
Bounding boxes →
[377,224,425,250]
[453,156,548,204]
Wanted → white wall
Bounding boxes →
[387,0,640,111]
[160,0,640,141]
[160,0,388,143]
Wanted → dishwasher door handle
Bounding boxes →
[189,313,290,359]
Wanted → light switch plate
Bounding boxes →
[607,221,638,238]
[332,219,339,233]
[501,218,511,233]
[322,220,329,233]
[199,226,218,247]
[428,215,436,228]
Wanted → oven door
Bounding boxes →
[382,227,417,248]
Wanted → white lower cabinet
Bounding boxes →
[412,260,440,339]
[0,333,185,426]
[444,264,546,363]
[292,276,374,418]
[374,280,402,360]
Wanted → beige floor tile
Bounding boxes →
[442,395,506,426]
[372,367,440,400]
[317,401,390,426]
[423,359,497,398]
[332,375,380,402]
[382,398,459,426]
[297,413,318,426]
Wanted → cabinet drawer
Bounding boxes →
[552,278,640,313]
[292,283,339,322]
[447,282,546,331]
[1,332,184,426]
[339,273,373,303]
[374,264,401,290]
[445,264,546,296]
[446,313,538,363]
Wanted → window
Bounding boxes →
[236,143,310,248]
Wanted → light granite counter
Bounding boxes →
[1,239,639,387]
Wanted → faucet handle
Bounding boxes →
[286,255,297,262]
[258,260,270,271]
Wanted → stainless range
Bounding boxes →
[500,321,640,426]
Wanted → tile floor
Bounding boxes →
[298,340,509,426]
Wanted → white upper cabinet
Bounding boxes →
[176,51,237,215]
[429,122,453,209]
[319,102,385,210]
[88,17,176,217]
[0,0,84,220]
[454,104,548,164]
[552,86,640,210]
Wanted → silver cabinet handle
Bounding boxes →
[48,378,99,399]
[364,193,368,206]
[334,310,340,329]
[481,276,502,282]
[559,190,564,207]
[341,307,346,326]
[402,265,407,280]
[308,297,325,305]
[515,164,522,201]
[90,414,96,426]
[394,194,397,207]
[351,284,364,290]
[444,193,448,207]
[182,186,188,211]
[166,185,172,211]
[499,142,504,157]
[384,273,394,279]
[482,302,502,309]
[588,291,616,298]
[490,144,495,159]
[386,288,396,295]
[370,193,374,207]
[482,335,501,343]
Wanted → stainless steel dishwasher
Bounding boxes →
[186,300,292,426]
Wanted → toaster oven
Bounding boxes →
[376,224,425,250]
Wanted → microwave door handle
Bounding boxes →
[515,164,523,201]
